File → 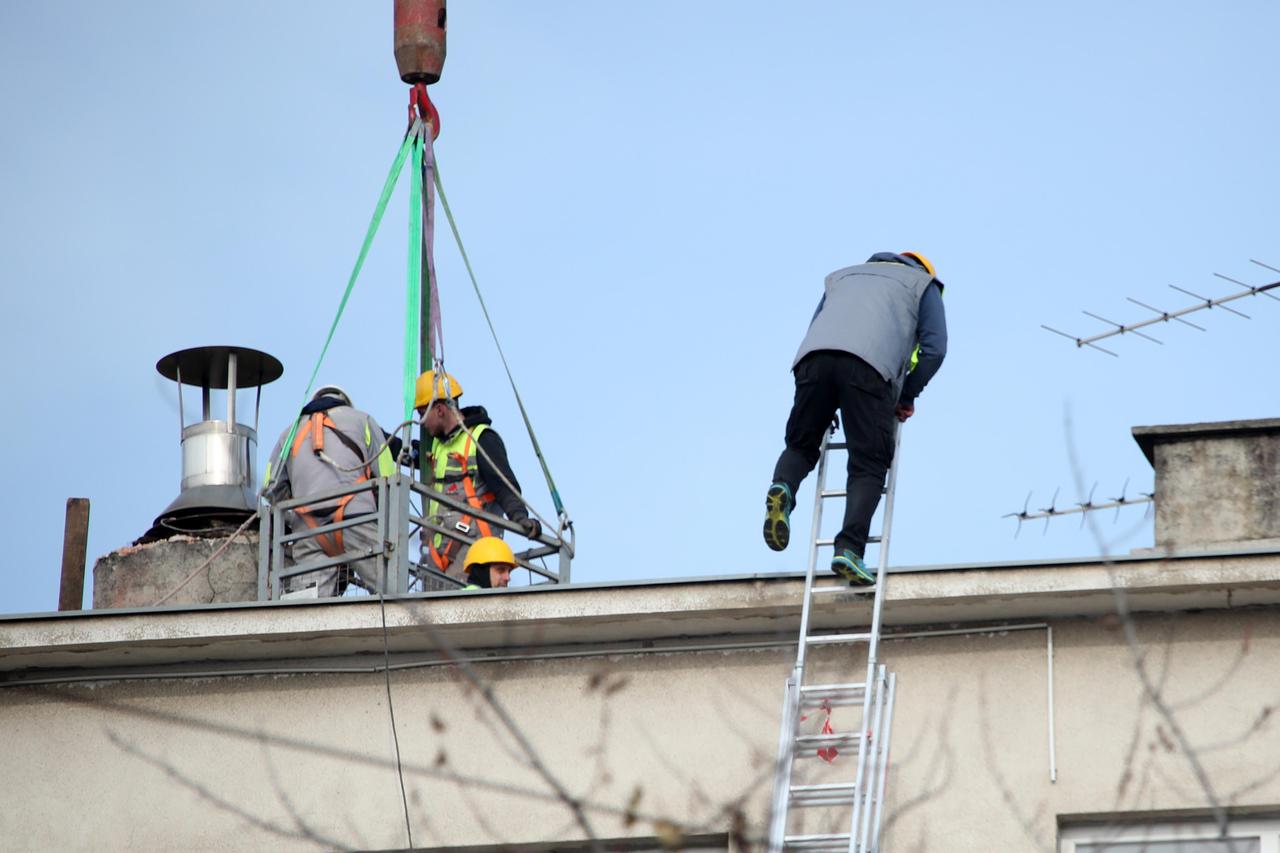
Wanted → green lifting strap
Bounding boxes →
[270,123,421,479]
[433,162,568,520]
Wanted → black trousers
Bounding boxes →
[771,351,897,556]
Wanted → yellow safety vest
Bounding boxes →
[427,424,498,570]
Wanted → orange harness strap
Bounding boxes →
[290,412,373,558]
[428,434,499,570]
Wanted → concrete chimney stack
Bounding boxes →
[92,345,283,609]
[1133,418,1280,551]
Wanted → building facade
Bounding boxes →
[3,419,1278,852]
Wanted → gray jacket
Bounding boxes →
[263,401,393,522]
[793,258,944,400]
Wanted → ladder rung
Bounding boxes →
[791,782,857,793]
[799,683,866,708]
[784,832,852,848]
[804,631,872,645]
[798,691,870,701]
[800,682,865,696]
[819,489,846,498]
[788,782,857,807]
[800,696,865,709]
[814,535,881,547]
[795,731,863,750]
[826,442,848,451]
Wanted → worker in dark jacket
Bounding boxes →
[413,370,541,579]
[763,251,948,586]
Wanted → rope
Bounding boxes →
[378,591,415,849]
[422,120,444,371]
[433,163,569,521]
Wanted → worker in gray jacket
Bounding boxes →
[263,385,396,597]
[763,252,947,586]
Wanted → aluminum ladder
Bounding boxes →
[767,425,902,853]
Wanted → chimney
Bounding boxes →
[143,345,283,541]
[92,346,283,609]
[1133,418,1280,551]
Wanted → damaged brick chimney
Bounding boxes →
[1133,417,1280,551]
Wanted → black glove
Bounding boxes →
[397,439,421,468]
[517,517,542,540]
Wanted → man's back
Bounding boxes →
[270,402,385,516]
[792,260,937,392]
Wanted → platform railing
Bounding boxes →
[257,473,573,600]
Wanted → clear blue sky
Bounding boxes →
[2,2,1277,615]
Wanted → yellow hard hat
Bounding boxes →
[414,370,463,408]
[464,536,516,569]
[901,252,936,277]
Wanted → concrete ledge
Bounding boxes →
[3,550,1279,680]
[1132,417,1280,463]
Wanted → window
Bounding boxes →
[1078,842,1258,853]
[1060,818,1280,853]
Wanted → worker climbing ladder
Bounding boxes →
[768,424,903,853]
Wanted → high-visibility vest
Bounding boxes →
[427,424,498,570]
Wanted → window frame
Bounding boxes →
[1060,817,1280,853]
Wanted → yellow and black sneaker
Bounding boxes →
[763,482,794,551]
[832,549,876,586]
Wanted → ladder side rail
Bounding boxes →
[848,426,903,851]
[768,676,802,853]
[856,665,890,852]
[864,424,903,674]
[855,666,885,850]
[795,430,834,673]
[771,432,834,852]
[869,672,898,853]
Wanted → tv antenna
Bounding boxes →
[1043,259,1280,356]
[1003,480,1153,537]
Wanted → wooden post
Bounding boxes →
[58,498,90,611]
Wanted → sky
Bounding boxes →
[2,2,1277,615]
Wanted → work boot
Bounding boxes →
[763,482,793,551]
[831,549,875,586]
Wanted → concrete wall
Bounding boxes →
[3,605,1278,852]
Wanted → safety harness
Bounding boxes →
[427,423,497,571]
[289,412,375,557]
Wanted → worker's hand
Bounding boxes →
[517,517,542,541]
[397,439,420,468]
[895,402,915,422]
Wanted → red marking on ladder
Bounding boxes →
[817,716,838,763]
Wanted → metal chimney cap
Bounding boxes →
[156,346,283,389]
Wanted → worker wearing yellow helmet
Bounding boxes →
[410,370,541,579]
[463,536,517,589]
[763,251,948,587]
